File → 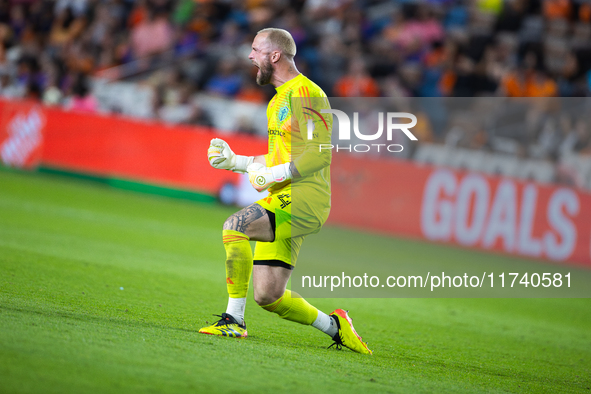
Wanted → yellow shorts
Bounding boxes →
[253,186,322,268]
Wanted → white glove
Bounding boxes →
[247,162,293,192]
[207,138,253,173]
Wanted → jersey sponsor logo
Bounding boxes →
[268,129,285,137]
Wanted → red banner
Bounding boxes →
[330,155,591,267]
[40,108,268,194]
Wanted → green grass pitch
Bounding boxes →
[1,169,590,393]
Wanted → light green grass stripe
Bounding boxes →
[1,169,591,393]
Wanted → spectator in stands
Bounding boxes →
[236,78,267,103]
[494,0,527,32]
[49,6,86,49]
[0,70,24,99]
[398,61,424,97]
[234,116,258,136]
[66,72,97,113]
[204,59,241,97]
[43,83,63,106]
[569,117,591,154]
[556,51,584,96]
[500,51,558,97]
[8,4,26,40]
[16,55,43,99]
[334,58,380,97]
[448,51,498,97]
[128,0,149,29]
[41,57,63,105]
[188,104,214,128]
[543,0,572,20]
[316,34,347,93]
[94,44,119,75]
[158,85,201,124]
[87,3,118,50]
[153,66,186,108]
[64,40,95,74]
[130,8,173,59]
[530,116,563,159]
[55,0,90,18]
[382,4,444,62]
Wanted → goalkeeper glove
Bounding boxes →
[207,138,253,173]
[247,162,293,192]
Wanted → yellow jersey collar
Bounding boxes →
[275,73,304,94]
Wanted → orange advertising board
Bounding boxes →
[36,105,267,194]
[2,99,590,267]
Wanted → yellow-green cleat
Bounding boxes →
[198,313,248,338]
[329,309,372,355]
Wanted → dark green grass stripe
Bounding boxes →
[37,166,110,185]
[0,165,217,204]
[108,178,216,203]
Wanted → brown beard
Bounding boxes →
[256,57,273,85]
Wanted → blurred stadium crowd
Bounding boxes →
[0,0,590,187]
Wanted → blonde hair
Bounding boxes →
[257,28,297,58]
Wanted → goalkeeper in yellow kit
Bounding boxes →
[199,28,371,354]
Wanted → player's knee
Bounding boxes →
[254,289,282,307]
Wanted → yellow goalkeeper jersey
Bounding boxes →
[264,73,333,224]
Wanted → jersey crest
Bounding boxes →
[277,105,289,123]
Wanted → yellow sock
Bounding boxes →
[223,230,253,299]
[261,289,319,325]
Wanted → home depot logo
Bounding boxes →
[0,107,45,168]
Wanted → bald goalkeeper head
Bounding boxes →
[248,28,300,88]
